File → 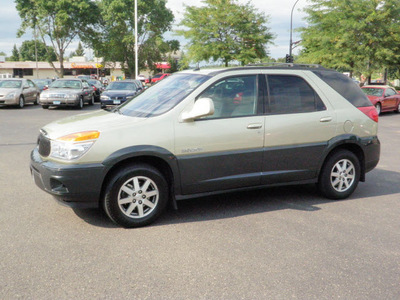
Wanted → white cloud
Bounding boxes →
[1,0,309,58]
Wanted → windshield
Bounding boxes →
[106,82,137,91]
[0,80,22,88]
[118,73,210,118]
[50,80,82,89]
[362,88,384,97]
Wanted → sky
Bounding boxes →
[0,0,308,59]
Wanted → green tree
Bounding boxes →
[91,0,175,77]
[71,41,86,57]
[10,44,20,61]
[176,0,274,67]
[19,40,57,62]
[16,0,100,77]
[299,0,400,79]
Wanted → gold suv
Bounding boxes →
[30,65,380,227]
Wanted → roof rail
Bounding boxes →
[246,62,326,69]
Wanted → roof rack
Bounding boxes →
[246,62,326,69]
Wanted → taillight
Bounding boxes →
[358,106,378,122]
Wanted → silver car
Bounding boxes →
[0,78,40,108]
[39,79,95,109]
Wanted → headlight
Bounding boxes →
[101,95,110,100]
[49,131,100,160]
[126,94,135,100]
[40,93,49,99]
[5,92,16,99]
[65,94,78,100]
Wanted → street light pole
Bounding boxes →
[289,0,301,59]
[135,0,138,79]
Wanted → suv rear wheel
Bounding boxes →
[103,164,169,228]
[318,150,360,199]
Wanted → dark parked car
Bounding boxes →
[100,80,143,109]
[361,85,400,115]
[87,79,104,102]
[39,79,95,109]
[32,79,53,92]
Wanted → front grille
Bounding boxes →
[111,96,124,100]
[38,133,51,157]
[49,94,65,98]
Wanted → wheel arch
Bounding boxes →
[318,135,366,182]
[100,146,180,208]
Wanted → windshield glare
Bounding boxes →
[50,80,82,89]
[118,73,210,117]
[0,80,22,88]
[107,82,136,91]
[362,88,384,97]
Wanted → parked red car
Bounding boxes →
[145,73,171,84]
[361,85,400,115]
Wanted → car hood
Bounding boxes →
[41,110,145,139]
[102,90,135,96]
[42,88,82,95]
[0,88,20,95]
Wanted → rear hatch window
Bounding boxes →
[313,70,372,107]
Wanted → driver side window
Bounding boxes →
[199,75,258,119]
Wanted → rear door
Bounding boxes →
[383,87,398,110]
[261,73,337,184]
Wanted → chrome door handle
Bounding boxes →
[320,117,333,122]
[247,123,262,129]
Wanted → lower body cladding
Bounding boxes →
[30,148,105,208]
[30,136,380,213]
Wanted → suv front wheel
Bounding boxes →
[318,150,360,200]
[103,164,169,228]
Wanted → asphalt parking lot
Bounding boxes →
[1,103,399,299]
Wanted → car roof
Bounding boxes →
[363,85,391,89]
[177,63,332,76]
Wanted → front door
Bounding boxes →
[175,74,265,195]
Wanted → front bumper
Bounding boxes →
[30,148,106,208]
[39,98,79,106]
[100,99,127,107]
[0,97,18,105]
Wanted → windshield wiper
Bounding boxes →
[113,107,124,115]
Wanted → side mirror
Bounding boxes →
[182,98,214,121]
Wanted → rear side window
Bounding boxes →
[313,70,372,107]
[266,75,326,114]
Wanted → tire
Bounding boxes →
[18,95,25,108]
[396,101,400,113]
[42,105,49,109]
[103,164,169,228]
[77,96,84,109]
[375,103,381,115]
[318,150,360,200]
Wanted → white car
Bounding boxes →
[31,64,380,228]
[136,74,147,82]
